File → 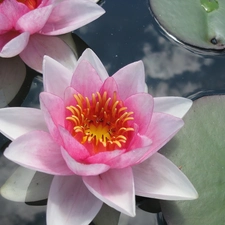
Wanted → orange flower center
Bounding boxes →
[17,0,37,9]
[66,91,135,154]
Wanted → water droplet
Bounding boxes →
[200,0,219,13]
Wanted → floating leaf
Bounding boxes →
[159,95,225,224]
[149,0,225,51]
[1,166,53,204]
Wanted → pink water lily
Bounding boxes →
[0,0,105,72]
[0,49,197,225]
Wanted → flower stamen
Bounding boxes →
[17,0,37,9]
[66,91,135,154]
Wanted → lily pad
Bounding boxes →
[1,166,53,204]
[159,95,225,224]
[149,0,225,51]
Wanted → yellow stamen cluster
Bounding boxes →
[17,0,37,9]
[66,91,134,153]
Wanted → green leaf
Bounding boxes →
[159,95,225,225]
[149,0,225,50]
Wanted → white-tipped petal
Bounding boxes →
[20,34,77,73]
[77,48,109,81]
[0,107,47,140]
[61,148,109,176]
[154,97,192,118]
[112,61,146,100]
[41,0,105,35]
[47,175,102,225]
[4,130,72,175]
[0,32,30,57]
[133,153,198,200]
[43,56,73,98]
[83,168,136,217]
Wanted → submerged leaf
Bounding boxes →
[1,166,53,203]
[0,57,26,108]
[159,95,225,225]
[92,203,120,225]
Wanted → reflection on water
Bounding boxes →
[75,0,225,98]
[142,25,214,80]
[21,76,43,109]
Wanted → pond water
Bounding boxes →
[1,0,225,224]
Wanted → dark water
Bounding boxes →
[1,0,225,224]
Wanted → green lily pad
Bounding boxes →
[149,0,225,51]
[159,95,225,224]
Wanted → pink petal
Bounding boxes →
[107,135,152,168]
[140,112,184,161]
[83,167,135,216]
[43,56,73,98]
[16,5,53,34]
[154,97,193,118]
[71,60,103,98]
[40,92,64,145]
[4,130,73,175]
[41,0,105,35]
[133,153,198,200]
[124,93,154,135]
[77,48,108,81]
[99,77,118,97]
[20,34,76,73]
[0,32,30,57]
[0,13,12,34]
[0,107,47,140]
[58,127,90,161]
[112,61,146,100]
[61,148,110,176]
[0,0,28,19]
[85,149,125,164]
[64,86,79,109]
[0,31,17,50]
[47,175,102,225]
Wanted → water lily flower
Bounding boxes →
[0,49,198,225]
[0,0,105,72]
